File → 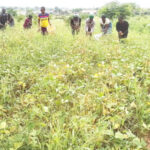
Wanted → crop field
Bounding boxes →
[0,16,150,149]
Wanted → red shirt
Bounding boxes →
[24,18,32,28]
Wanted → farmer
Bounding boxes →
[100,15,112,35]
[116,16,129,40]
[0,9,10,30]
[24,15,32,29]
[70,14,81,35]
[38,7,51,35]
[85,15,95,36]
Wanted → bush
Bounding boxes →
[98,2,140,19]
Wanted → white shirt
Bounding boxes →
[100,18,110,25]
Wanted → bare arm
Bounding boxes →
[0,16,4,26]
[100,24,103,31]
[38,17,40,28]
[29,19,32,25]
[79,18,81,27]
[0,23,4,26]
[91,21,95,28]
[116,22,120,32]
[103,24,109,34]
[48,16,51,26]
[70,19,74,28]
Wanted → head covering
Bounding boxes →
[73,14,80,19]
[74,14,79,17]
[89,14,94,19]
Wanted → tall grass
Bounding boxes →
[0,17,150,149]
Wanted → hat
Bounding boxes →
[74,14,79,17]
[89,15,94,19]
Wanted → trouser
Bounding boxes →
[41,27,48,35]
[85,27,94,36]
[0,25,6,30]
[72,28,80,35]
[9,22,15,27]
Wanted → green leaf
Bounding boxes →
[0,121,7,129]
[132,138,146,148]
[126,131,135,138]
[104,130,114,136]
[115,131,128,140]
[14,142,23,149]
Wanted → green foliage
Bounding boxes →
[16,15,25,22]
[26,8,34,16]
[80,13,89,20]
[63,15,72,26]
[7,8,18,17]
[142,8,150,15]
[63,14,89,26]
[98,2,140,19]
[72,8,83,13]
[0,17,150,149]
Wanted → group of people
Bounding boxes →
[24,7,51,35]
[0,7,129,40]
[0,9,15,29]
[71,14,129,40]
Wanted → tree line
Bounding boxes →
[1,2,150,19]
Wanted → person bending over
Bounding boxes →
[85,15,95,36]
[100,15,112,35]
[116,16,129,40]
[70,14,81,35]
[24,15,32,29]
[0,9,10,30]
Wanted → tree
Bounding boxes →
[7,8,17,17]
[54,7,63,15]
[72,8,82,14]
[98,2,140,19]
[26,8,34,16]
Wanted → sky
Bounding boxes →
[0,0,150,8]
